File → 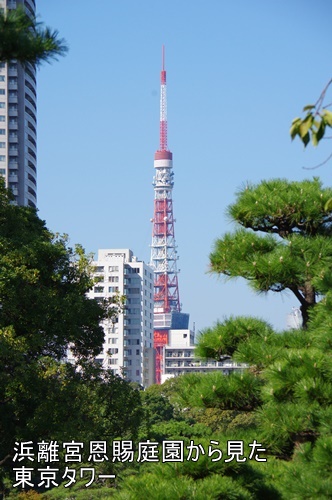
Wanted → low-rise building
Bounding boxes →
[161,328,246,383]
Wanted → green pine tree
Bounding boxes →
[210,178,332,327]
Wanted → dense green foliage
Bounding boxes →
[0,185,106,361]
[0,6,67,65]
[0,183,142,497]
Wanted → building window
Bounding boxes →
[0,129,5,135]
[109,358,118,365]
[94,266,104,272]
[0,168,5,175]
[0,90,5,95]
[127,297,140,305]
[128,308,140,315]
[0,156,5,161]
[109,276,119,282]
[126,318,140,326]
[0,142,5,148]
[0,103,4,109]
[111,338,118,344]
[109,266,119,272]
[108,286,119,293]
[127,329,140,336]
[0,116,5,122]
[94,286,104,293]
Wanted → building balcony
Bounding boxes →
[8,121,18,130]
[8,67,18,77]
[27,151,36,163]
[27,179,36,191]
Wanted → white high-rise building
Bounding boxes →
[0,0,37,207]
[86,249,155,388]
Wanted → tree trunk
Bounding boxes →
[301,282,316,329]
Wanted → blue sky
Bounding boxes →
[36,0,332,334]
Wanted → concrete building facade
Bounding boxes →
[86,249,155,388]
[0,0,37,207]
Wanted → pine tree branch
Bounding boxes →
[288,285,306,307]
[0,453,12,466]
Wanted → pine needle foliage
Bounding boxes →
[210,178,332,327]
[0,6,68,65]
[228,178,332,237]
[171,371,263,412]
[196,316,275,359]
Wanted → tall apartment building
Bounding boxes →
[0,0,37,207]
[85,249,155,388]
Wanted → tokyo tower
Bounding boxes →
[150,46,188,383]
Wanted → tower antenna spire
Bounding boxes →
[159,45,168,151]
[162,44,165,71]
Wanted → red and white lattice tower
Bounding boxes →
[150,46,181,384]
